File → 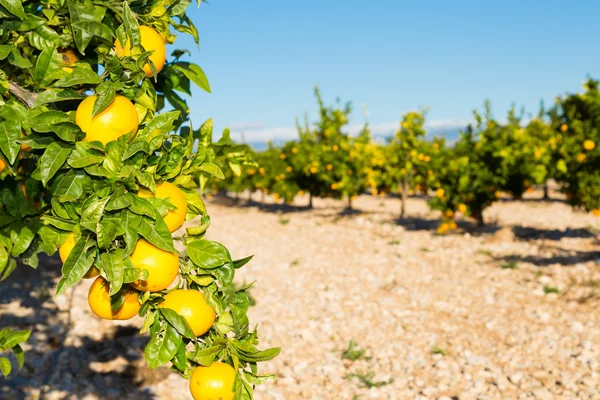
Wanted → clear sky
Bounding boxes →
[176,0,600,142]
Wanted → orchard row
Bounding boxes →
[213,83,600,230]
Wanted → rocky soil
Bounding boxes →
[2,190,600,400]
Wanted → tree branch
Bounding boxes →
[8,82,38,109]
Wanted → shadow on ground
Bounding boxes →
[0,256,166,400]
[493,248,600,268]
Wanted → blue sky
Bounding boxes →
[176,0,600,142]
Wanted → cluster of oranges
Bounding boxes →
[50,25,237,400]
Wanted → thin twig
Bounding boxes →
[8,82,38,109]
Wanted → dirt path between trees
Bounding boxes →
[2,191,600,399]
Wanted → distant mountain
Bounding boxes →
[242,127,465,150]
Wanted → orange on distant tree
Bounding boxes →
[138,181,188,232]
[159,289,216,336]
[0,159,5,173]
[61,48,79,72]
[59,233,100,279]
[129,239,179,292]
[88,277,140,320]
[75,95,139,145]
[189,362,236,400]
[115,25,167,77]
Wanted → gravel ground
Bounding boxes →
[2,189,600,400]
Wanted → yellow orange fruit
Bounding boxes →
[129,239,179,292]
[310,167,317,174]
[592,209,600,216]
[189,362,235,400]
[88,277,140,320]
[326,164,333,171]
[76,95,139,145]
[138,181,188,232]
[61,48,79,72]
[436,188,445,198]
[115,26,167,77]
[458,204,467,214]
[576,153,587,163]
[584,140,596,151]
[279,153,286,159]
[0,159,5,173]
[159,290,216,337]
[560,123,568,132]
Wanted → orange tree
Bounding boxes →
[429,104,505,226]
[387,110,428,217]
[490,106,552,200]
[551,78,600,212]
[287,87,353,208]
[0,1,278,398]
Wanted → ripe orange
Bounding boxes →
[61,48,79,72]
[88,277,140,320]
[76,95,139,145]
[129,239,179,292]
[0,159,5,173]
[138,181,188,232]
[592,209,600,216]
[115,26,167,77]
[189,362,235,400]
[436,188,445,198]
[584,140,596,151]
[159,290,216,337]
[458,204,467,213]
[59,233,100,279]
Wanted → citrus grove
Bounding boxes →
[216,81,600,230]
[0,0,279,398]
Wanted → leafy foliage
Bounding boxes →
[0,0,277,396]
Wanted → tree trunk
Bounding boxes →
[261,191,265,203]
[473,208,485,226]
[400,176,408,218]
[248,190,252,202]
[543,182,550,200]
[347,196,352,211]
[308,192,313,209]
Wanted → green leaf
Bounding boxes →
[33,89,85,107]
[0,357,10,377]
[10,223,36,257]
[0,120,21,164]
[122,139,151,160]
[171,62,211,93]
[138,217,176,253]
[55,236,95,296]
[233,255,253,269]
[0,0,25,20]
[2,330,30,349]
[12,345,24,370]
[187,343,226,366]
[96,220,118,249]
[39,142,73,186]
[71,21,114,42]
[35,46,56,83]
[68,142,105,168]
[198,162,225,179]
[160,308,195,339]
[54,67,103,87]
[123,267,148,283]
[187,240,230,270]
[238,347,281,363]
[80,197,110,231]
[145,324,182,369]
[122,2,141,48]
[101,252,124,295]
